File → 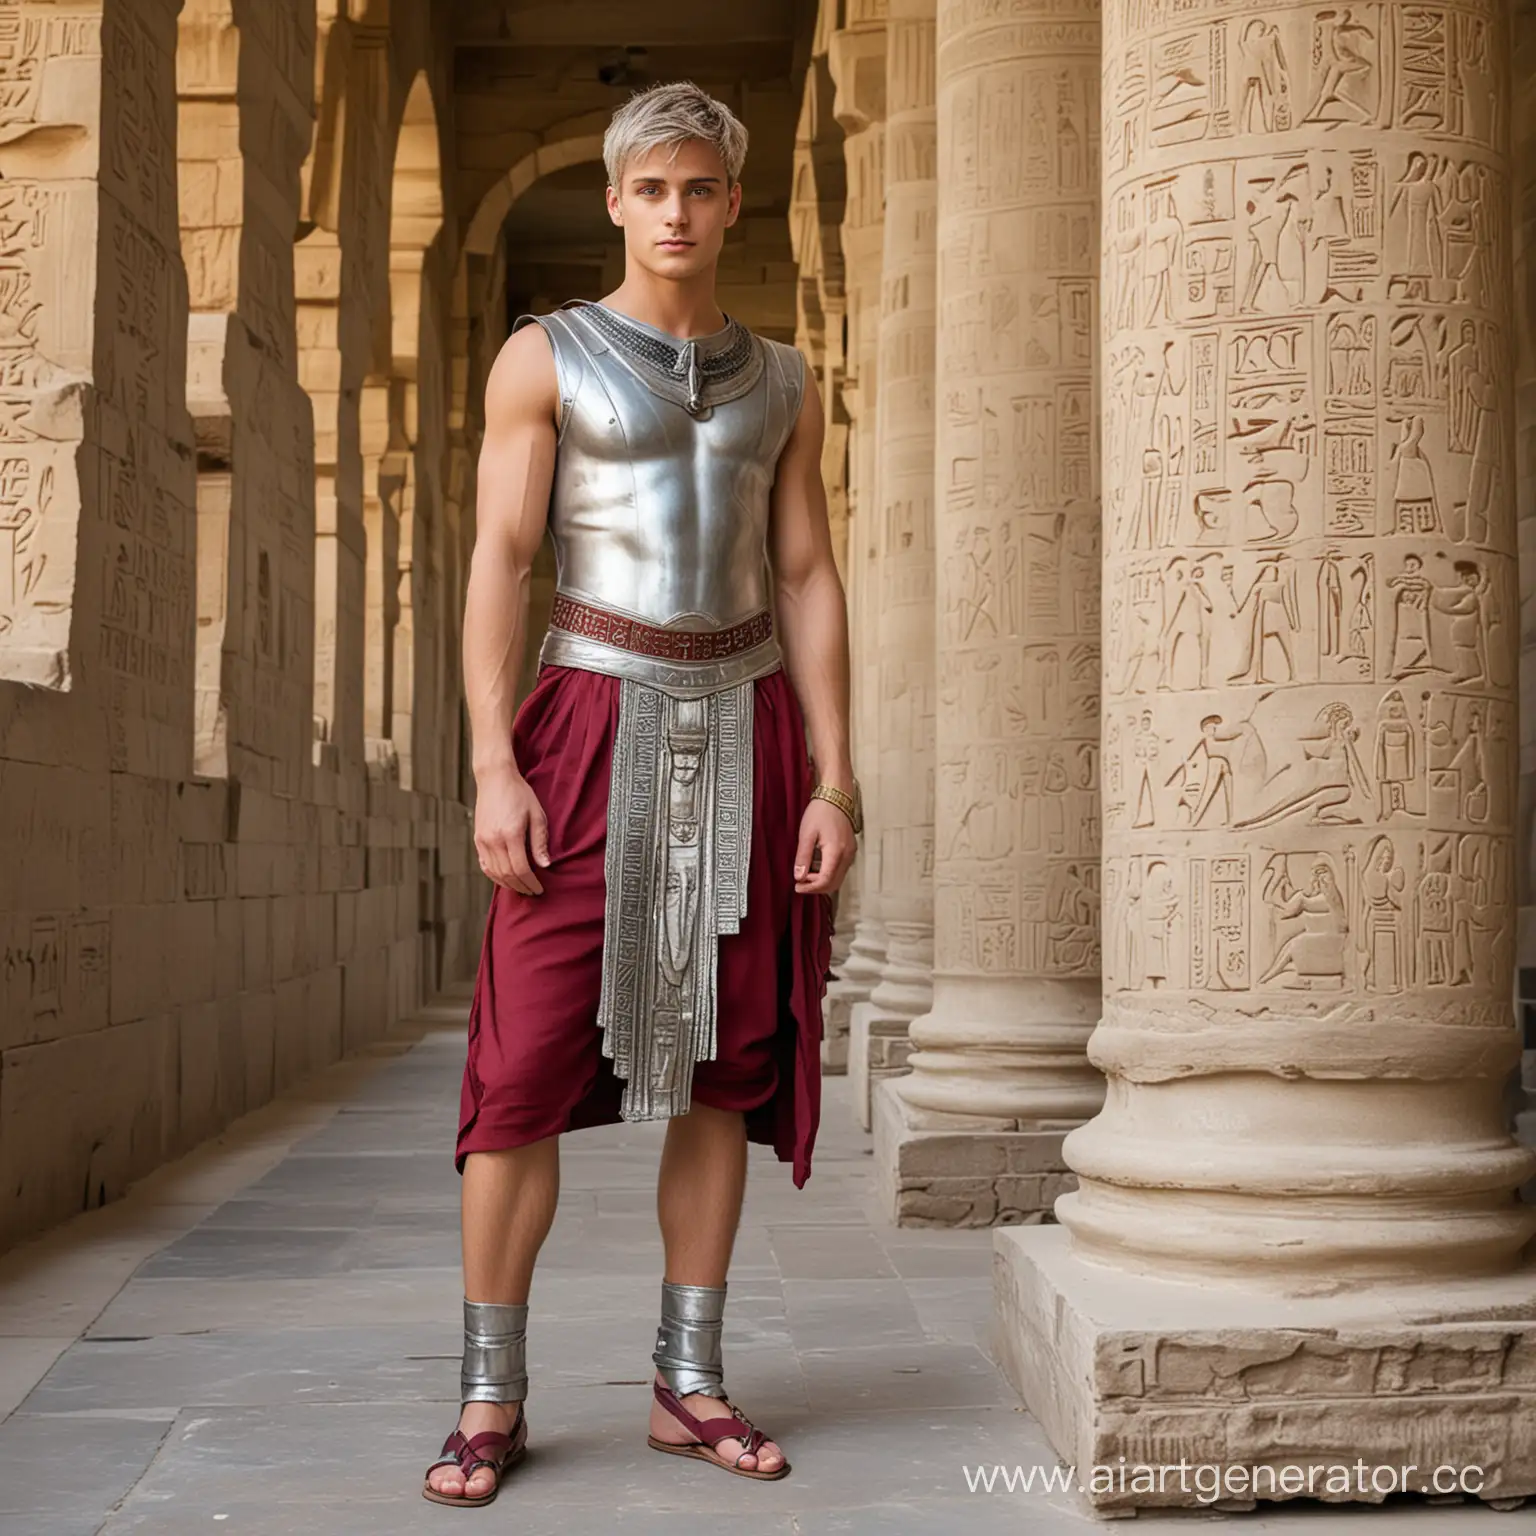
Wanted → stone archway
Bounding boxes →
[449,123,607,461]
[443,127,608,722]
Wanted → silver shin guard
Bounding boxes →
[461,1298,528,1405]
[652,1280,728,1400]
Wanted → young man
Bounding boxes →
[423,82,859,1506]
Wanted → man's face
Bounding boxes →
[607,139,740,281]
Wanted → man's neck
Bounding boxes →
[601,271,726,340]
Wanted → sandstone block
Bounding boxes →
[0,761,106,914]
[241,897,272,991]
[873,1077,1073,1227]
[0,907,111,1051]
[167,899,217,1007]
[342,951,390,1053]
[109,905,167,1026]
[109,775,181,904]
[238,987,276,1107]
[994,1226,1536,1512]
[848,1001,913,1130]
[0,1016,174,1249]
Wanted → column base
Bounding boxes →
[993,1225,1536,1513]
[821,977,876,1075]
[820,1014,850,1074]
[820,982,861,1074]
[871,1077,1075,1226]
[849,1000,914,1130]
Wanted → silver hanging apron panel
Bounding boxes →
[598,678,755,1119]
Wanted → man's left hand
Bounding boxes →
[793,800,858,895]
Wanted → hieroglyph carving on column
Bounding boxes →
[1069,0,1535,1281]
[895,0,1104,1125]
[821,6,889,1069]
[867,0,938,1043]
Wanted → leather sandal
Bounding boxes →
[648,1379,790,1480]
[421,1405,528,1507]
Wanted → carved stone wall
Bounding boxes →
[1068,0,1532,1285]
[0,0,199,1241]
[875,0,1105,1223]
[0,0,475,1252]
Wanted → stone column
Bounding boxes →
[998,0,1536,1509]
[1514,0,1536,1174]
[874,0,1105,1222]
[852,0,938,1132]
[789,25,856,974]
[822,9,889,1075]
[178,0,317,796]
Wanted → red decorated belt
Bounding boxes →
[548,593,775,662]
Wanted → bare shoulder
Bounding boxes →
[483,321,558,432]
[778,347,823,451]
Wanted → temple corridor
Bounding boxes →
[6,0,1536,1516]
[0,989,1508,1533]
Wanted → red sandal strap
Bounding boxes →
[693,1416,762,1447]
[654,1381,769,1456]
[464,1429,513,1458]
[435,1417,519,1477]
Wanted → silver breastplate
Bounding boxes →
[513,301,804,697]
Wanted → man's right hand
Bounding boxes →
[474,768,551,895]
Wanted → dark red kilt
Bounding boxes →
[456,664,835,1187]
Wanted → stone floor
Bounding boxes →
[0,989,1521,1533]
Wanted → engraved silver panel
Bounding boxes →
[596,676,755,1121]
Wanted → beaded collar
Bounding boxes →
[562,299,763,416]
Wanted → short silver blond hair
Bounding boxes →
[603,81,749,189]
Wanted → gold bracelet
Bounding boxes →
[811,780,863,835]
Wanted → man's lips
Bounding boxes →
[658,238,693,248]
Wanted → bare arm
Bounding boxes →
[462,323,558,893]
[768,365,857,894]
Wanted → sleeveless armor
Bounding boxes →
[509,300,807,1122]
[513,301,802,699]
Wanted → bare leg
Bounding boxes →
[427,1137,560,1500]
[650,1101,784,1473]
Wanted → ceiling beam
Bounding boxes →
[456,1,793,48]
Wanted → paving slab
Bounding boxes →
[765,1224,898,1280]
[0,1411,172,1535]
[780,1278,928,1350]
[0,1335,73,1416]
[138,1224,360,1280]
